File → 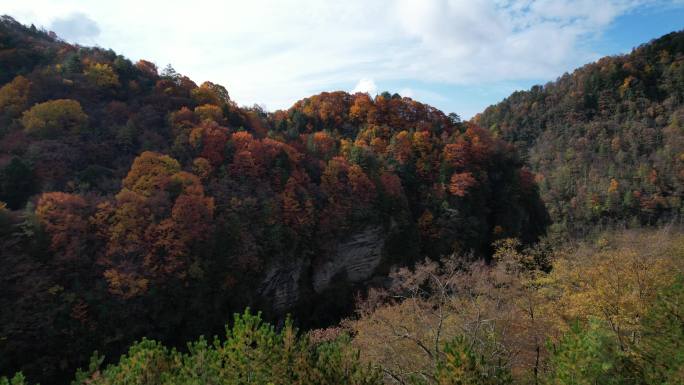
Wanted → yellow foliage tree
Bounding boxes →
[122,151,181,195]
[608,178,619,193]
[0,75,30,118]
[190,81,230,105]
[21,99,88,138]
[194,104,223,123]
[84,63,120,88]
[349,230,684,384]
[546,230,684,350]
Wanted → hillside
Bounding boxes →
[3,13,683,385]
[5,228,683,385]
[476,31,684,233]
[0,16,548,383]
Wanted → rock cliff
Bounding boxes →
[258,226,385,312]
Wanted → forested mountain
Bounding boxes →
[476,30,684,233]
[2,14,683,385]
[0,16,548,383]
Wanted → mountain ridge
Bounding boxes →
[0,16,547,383]
[476,29,684,232]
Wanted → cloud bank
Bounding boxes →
[4,0,677,117]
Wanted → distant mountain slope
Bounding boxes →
[476,30,684,232]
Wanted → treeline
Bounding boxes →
[3,228,682,385]
[0,16,547,383]
[476,30,684,234]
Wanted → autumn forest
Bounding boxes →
[0,14,683,385]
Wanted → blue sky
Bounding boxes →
[5,1,684,118]
[411,3,684,119]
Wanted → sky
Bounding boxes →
[5,0,684,118]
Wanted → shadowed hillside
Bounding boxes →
[0,16,548,383]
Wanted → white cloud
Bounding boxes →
[49,12,100,43]
[352,78,378,95]
[3,0,673,116]
[399,88,414,98]
[390,0,650,83]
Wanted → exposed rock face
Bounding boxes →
[258,257,304,312]
[258,226,385,313]
[312,226,384,293]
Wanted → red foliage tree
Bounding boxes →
[281,172,315,231]
[311,131,336,159]
[36,192,90,262]
[135,60,158,77]
[380,171,403,198]
[230,150,259,179]
[189,122,229,166]
[348,164,376,205]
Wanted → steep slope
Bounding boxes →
[476,31,684,233]
[0,17,547,384]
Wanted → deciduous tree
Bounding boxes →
[21,99,88,138]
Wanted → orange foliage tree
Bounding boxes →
[449,172,477,197]
[97,152,214,298]
[389,131,413,165]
